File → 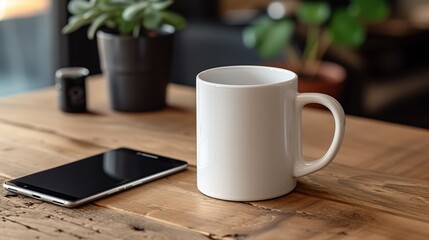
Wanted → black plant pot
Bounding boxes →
[97,31,173,112]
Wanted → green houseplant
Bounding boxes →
[63,0,186,112]
[243,0,389,97]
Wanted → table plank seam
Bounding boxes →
[0,118,109,151]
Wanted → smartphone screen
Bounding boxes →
[3,148,187,207]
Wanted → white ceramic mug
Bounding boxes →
[196,66,345,201]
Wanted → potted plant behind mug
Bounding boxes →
[62,0,186,111]
[243,0,390,100]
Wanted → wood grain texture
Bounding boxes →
[0,79,197,164]
[301,110,429,181]
[0,175,209,240]
[0,77,427,179]
[98,167,429,239]
[0,121,428,239]
[297,164,429,222]
[0,76,428,239]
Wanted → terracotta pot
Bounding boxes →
[269,61,346,104]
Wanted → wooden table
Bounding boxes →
[0,76,428,239]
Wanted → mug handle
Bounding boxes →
[293,93,345,177]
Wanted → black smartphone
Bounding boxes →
[3,147,188,207]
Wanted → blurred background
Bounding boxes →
[0,0,428,129]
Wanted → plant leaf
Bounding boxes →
[118,18,136,34]
[258,20,294,59]
[62,15,90,34]
[107,0,133,4]
[328,9,365,47]
[297,2,330,25]
[243,16,272,49]
[63,0,185,37]
[160,11,186,30]
[82,8,101,20]
[88,13,110,39]
[152,0,173,10]
[68,0,93,15]
[143,11,162,30]
[122,1,149,21]
[348,0,390,22]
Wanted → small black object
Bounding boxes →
[55,67,89,113]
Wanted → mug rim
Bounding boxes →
[197,65,297,88]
